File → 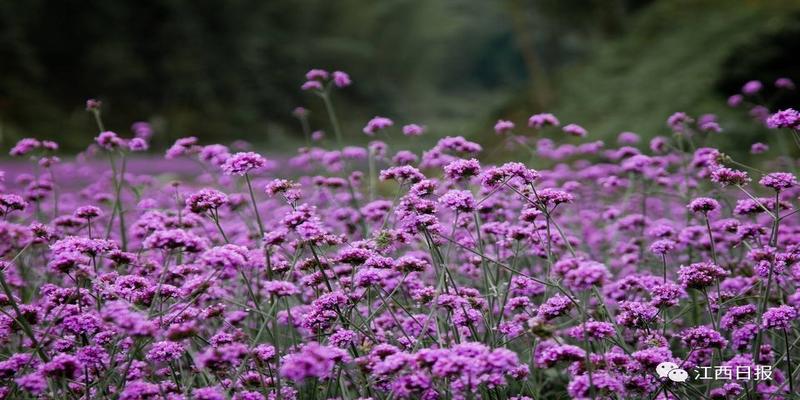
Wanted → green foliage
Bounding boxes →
[0,0,525,152]
[548,0,800,158]
[1,0,798,156]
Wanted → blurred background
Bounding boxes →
[1,0,799,158]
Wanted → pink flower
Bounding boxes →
[402,124,425,136]
[562,123,587,137]
[363,116,394,135]
[332,71,351,87]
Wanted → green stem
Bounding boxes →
[244,173,265,238]
[319,90,344,148]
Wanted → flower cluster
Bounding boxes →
[0,72,799,400]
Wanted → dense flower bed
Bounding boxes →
[1,71,800,399]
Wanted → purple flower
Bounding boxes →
[766,108,800,129]
[678,262,727,289]
[527,113,560,128]
[439,190,476,213]
[186,189,229,213]
[85,98,102,110]
[201,244,250,269]
[667,112,693,131]
[536,344,586,367]
[306,69,329,81]
[394,256,429,273]
[750,142,769,154]
[128,137,149,152]
[562,123,588,137]
[95,131,125,150]
[494,120,515,134]
[650,282,685,307]
[762,305,797,330]
[402,124,425,136]
[681,326,727,349]
[74,205,102,219]
[567,320,615,340]
[264,280,300,297]
[721,304,756,329]
[649,239,676,255]
[279,342,350,381]
[380,165,425,184]
[146,341,185,363]
[759,172,797,190]
[568,372,625,399]
[616,301,659,328]
[166,136,199,159]
[222,152,270,175]
[537,294,573,320]
[687,197,719,213]
[617,131,640,144]
[301,80,323,91]
[0,194,28,216]
[9,138,41,156]
[443,158,481,181]
[775,77,795,90]
[41,353,82,378]
[332,70,352,87]
[563,261,609,291]
[742,80,763,95]
[144,229,208,252]
[728,94,744,107]
[710,166,750,186]
[363,116,394,135]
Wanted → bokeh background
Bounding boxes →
[1,0,799,158]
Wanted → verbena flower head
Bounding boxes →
[527,113,560,128]
[667,111,693,132]
[681,326,727,349]
[74,205,102,220]
[762,305,797,330]
[279,342,350,381]
[439,190,476,213]
[775,77,795,89]
[443,158,481,181]
[710,166,750,186]
[678,262,727,289]
[0,194,28,215]
[166,136,199,159]
[750,142,768,154]
[562,123,587,137]
[9,138,41,156]
[617,131,639,144]
[759,172,797,191]
[5,67,800,400]
[742,80,763,95]
[728,94,743,107]
[402,124,424,136]
[687,197,719,213]
[494,120,514,135]
[128,137,148,152]
[332,71,351,87]
[380,165,425,184]
[649,239,676,255]
[363,116,394,135]
[146,341,185,363]
[305,69,329,81]
[222,152,269,175]
[766,109,800,129]
[186,189,229,213]
[95,131,125,150]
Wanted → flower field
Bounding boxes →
[2,70,800,399]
